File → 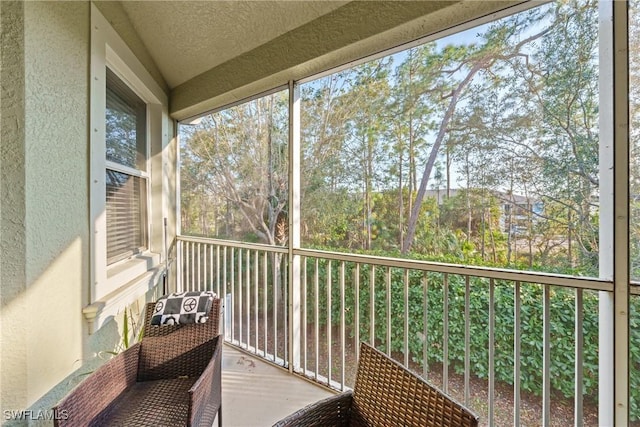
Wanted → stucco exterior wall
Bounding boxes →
[0,2,173,424]
[22,0,90,407]
[0,2,91,422]
[1,0,28,418]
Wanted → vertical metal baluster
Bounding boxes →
[201,243,205,290]
[443,273,449,394]
[340,261,346,390]
[280,257,289,367]
[273,252,278,362]
[230,248,235,344]
[191,243,195,291]
[404,269,409,368]
[238,249,243,346]
[209,244,213,292]
[209,245,212,292]
[177,239,183,292]
[197,243,201,290]
[386,267,391,357]
[202,243,206,291]
[184,239,188,292]
[215,246,220,296]
[423,274,429,379]
[370,265,376,347]
[186,241,190,291]
[575,288,584,426]
[188,242,193,291]
[302,257,308,374]
[204,244,208,290]
[355,263,360,361]
[184,241,188,291]
[208,244,212,291]
[489,278,495,427]
[254,250,259,355]
[223,247,228,341]
[543,285,551,427]
[185,242,190,291]
[200,244,205,291]
[283,254,288,365]
[186,242,191,291]
[514,281,521,427]
[314,258,319,381]
[246,248,250,349]
[204,244,209,292]
[263,252,268,357]
[192,243,196,291]
[464,275,470,406]
[327,260,332,386]
[184,241,189,291]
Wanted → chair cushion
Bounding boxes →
[150,291,215,326]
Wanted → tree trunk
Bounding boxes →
[402,61,485,254]
[446,146,451,199]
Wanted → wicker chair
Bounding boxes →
[274,342,478,427]
[54,297,222,427]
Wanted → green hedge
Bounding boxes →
[305,259,639,418]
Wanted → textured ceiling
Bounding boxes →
[119,1,349,88]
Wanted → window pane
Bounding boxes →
[106,68,147,171]
[106,169,147,264]
[301,0,599,277]
[179,90,289,244]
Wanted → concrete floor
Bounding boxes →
[217,343,334,427]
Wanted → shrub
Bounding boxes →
[304,256,631,417]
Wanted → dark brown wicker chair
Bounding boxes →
[54,297,222,427]
[274,342,479,427]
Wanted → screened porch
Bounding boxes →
[169,1,637,426]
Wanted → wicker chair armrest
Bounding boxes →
[188,336,222,427]
[273,390,353,427]
[53,343,141,427]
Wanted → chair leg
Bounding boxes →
[218,406,222,427]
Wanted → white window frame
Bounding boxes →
[88,5,169,325]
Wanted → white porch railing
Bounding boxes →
[176,235,613,425]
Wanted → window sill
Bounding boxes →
[83,252,164,334]
[107,252,160,289]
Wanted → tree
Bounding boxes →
[182,92,289,245]
[401,6,555,253]
[342,59,392,249]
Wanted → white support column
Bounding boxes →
[600,1,630,425]
[598,1,615,424]
[288,80,301,372]
[175,124,183,293]
[612,1,630,424]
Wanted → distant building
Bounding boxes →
[424,188,543,235]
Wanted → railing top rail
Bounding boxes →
[295,248,612,292]
[177,235,288,254]
[177,235,613,292]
